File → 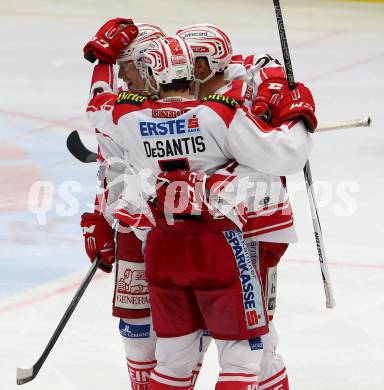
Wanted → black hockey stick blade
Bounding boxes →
[66,130,97,163]
[16,255,103,385]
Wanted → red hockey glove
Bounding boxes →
[251,66,287,118]
[80,212,115,273]
[270,82,317,132]
[83,18,138,64]
[155,170,209,218]
[252,67,317,132]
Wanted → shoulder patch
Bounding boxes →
[115,91,149,106]
[201,94,238,110]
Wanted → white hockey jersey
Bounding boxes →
[87,84,312,233]
[225,53,282,101]
[218,56,298,242]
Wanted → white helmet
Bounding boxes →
[117,23,166,78]
[176,23,233,82]
[143,36,194,87]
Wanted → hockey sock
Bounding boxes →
[215,381,258,390]
[188,362,202,389]
[259,369,289,390]
[149,370,192,389]
[128,359,156,390]
[216,373,259,390]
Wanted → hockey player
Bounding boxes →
[82,21,233,390]
[81,21,166,390]
[177,23,299,389]
[85,33,316,389]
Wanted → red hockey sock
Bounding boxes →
[215,381,258,389]
[260,374,289,390]
[128,359,156,390]
[216,373,258,390]
[188,362,202,389]
[149,378,190,389]
[149,370,192,389]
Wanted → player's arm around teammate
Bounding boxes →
[80,20,171,390]
[107,35,316,389]
[177,23,314,390]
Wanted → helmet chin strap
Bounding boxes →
[195,69,217,84]
[193,69,217,98]
[192,81,200,99]
[147,77,159,95]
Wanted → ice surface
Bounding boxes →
[1,0,384,389]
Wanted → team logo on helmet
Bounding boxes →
[117,23,166,81]
[143,36,195,87]
[176,23,233,75]
[118,23,166,63]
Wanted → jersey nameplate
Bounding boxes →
[115,91,149,106]
[201,94,238,109]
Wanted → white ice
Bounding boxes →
[0,0,384,389]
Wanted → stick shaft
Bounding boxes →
[317,116,371,132]
[16,256,102,385]
[273,0,295,89]
[273,0,335,308]
[303,163,335,308]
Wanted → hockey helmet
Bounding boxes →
[143,35,195,87]
[118,23,166,78]
[176,23,233,82]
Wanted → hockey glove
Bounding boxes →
[271,82,317,132]
[252,66,317,132]
[155,169,209,218]
[80,212,115,272]
[251,65,287,119]
[83,18,138,64]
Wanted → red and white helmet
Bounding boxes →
[143,36,194,87]
[118,23,166,78]
[176,23,233,82]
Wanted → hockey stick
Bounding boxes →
[317,116,371,133]
[16,255,103,385]
[66,117,371,165]
[273,0,336,308]
[67,130,98,163]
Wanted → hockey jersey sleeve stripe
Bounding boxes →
[236,205,248,225]
[91,63,114,88]
[246,198,292,218]
[243,219,294,238]
[222,160,238,172]
[245,213,294,234]
[90,63,116,96]
[87,93,117,113]
[114,208,155,229]
[95,128,114,141]
[206,173,237,195]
